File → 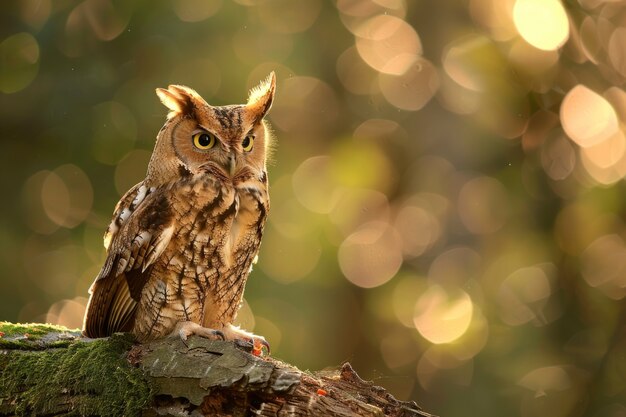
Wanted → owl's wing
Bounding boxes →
[83,183,174,338]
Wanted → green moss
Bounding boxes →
[0,321,76,338]
[0,322,82,350]
[0,332,154,416]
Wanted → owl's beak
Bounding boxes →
[228,155,236,177]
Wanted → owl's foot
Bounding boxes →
[173,321,225,344]
[223,324,270,356]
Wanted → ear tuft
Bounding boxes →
[156,85,204,119]
[246,72,276,122]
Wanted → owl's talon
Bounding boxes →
[235,338,253,350]
[173,321,224,344]
[222,324,270,356]
[256,338,270,355]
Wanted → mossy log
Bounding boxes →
[0,322,435,417]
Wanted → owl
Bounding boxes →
[83,73,275,353]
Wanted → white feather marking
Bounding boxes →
[143,225,175,272]
[131,185,148,208]
[119,208,131,223]
[134,231,151,245]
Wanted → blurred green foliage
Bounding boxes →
[2,1,626,416]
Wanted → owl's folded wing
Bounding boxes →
[83,183,174,338]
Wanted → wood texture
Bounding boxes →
[0,324,436,417]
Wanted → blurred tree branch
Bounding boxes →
[0,323,435,417]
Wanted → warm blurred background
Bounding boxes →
[2,0,626,415]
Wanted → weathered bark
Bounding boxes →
[0,323,435,417]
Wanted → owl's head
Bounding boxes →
[147,72,276,186]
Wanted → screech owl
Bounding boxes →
[83,73,275,352]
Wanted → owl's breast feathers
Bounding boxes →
[83,174,269,339]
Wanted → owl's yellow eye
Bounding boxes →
[242,135,254,152]
[192,132,216,150]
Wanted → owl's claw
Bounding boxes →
[174,321,225,344]
[223,324,270,356]
[256,338,270,355]
[234,337,270,355]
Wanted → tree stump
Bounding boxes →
[0,322,435,417]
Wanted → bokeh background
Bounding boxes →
[2,0,626,415]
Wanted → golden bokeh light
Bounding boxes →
[561,85,619,148]
[67,0,130,42]
[513,0,570,51]
[413,285,473,344]
[270,76,339,136]
[608,27,626,77]
[394,204,441,258]
[443,35,506,92]
[49,165,94,229]
[329,188,390,238]
[581,234,626,300]
[391,275,427,328]
[518,365,584,417]
[379,58,439,111]
[354,14,422,75]
[469,0,517,42]
[581,131,626,169]
[579,143,626,185]
[331,141,396,191]
[508,39,560,79]
[437,74,482,115]
[337,0,407,37]
[498,266,553,326]
[336,46,377,95]
[19,0,52,29]
[292,156,343,214]
[604,87,626,122]
[265,175,320,240]
[338,221,403,288]
[40,172,70,230]
[518,364,571,393]
[428,247,482,288]
[21,166,93,232]
[540,134,576,181]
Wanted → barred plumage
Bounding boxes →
[83,73,276,350]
